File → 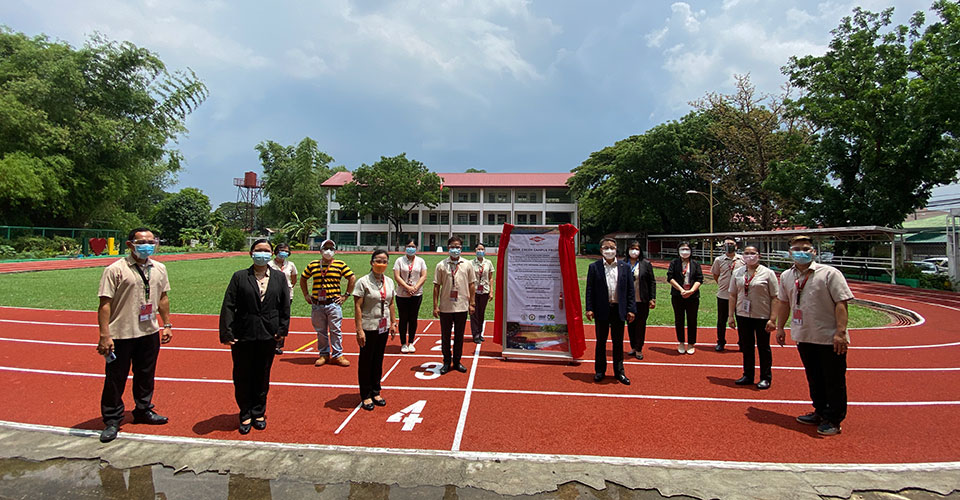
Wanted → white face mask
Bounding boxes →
[322,249,335,259]
[743,254,760,266]
[602,248,617,260]
[679,249,691,258]
[628,249,640,259]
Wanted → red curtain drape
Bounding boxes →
[492,224,514,345]
[558,224,585,359]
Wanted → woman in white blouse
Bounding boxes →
[727,245,780,389]
[393,239,427,353]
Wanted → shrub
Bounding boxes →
[291,242,309,250]
[895,264,922,280]
[51,236,81,254]
[0,245,17,259]
[218,228,247,251]
[12,236,55,253]
[919,274,952,291]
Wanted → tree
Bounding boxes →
[256,137,346,228]
[0,29,207,228]
[150,188,211,243]
[692,75,815,230]
[465,168,487,173]
[213,201,253,229]
[336,154,443,248]
[280,211,322,244]
[569,112,718,242]
[776,2,960,228]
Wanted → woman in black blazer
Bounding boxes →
[219,239,291,434]
[666,241,703,355]
[625,240,656,360]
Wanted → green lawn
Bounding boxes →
[0,253,889,328]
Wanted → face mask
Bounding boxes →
[405,247,416,256]
[602,248,616,260]
[372,262,388,274]
[792,250,814,265]
[133,244,155,259]
[476,250,485,258]
[449,248,462,258]
[277,251,289,259]
[628,249,640,259]
[252,252,272,266]
[725,244,736,254]
[322,249,335,259]
[743,254,759,266]
[679,249,691,258]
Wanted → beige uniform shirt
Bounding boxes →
[352,273,396,332]
[268,258,297,300]
[728,265,779,319]
[712,254,745,300]
[434,258,476,313]
[473,258,494,295]
[98,255,171,340]
[778,262,854,345]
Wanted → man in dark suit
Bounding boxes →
[585,238,636,385]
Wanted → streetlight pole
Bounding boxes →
[686,186,716,262]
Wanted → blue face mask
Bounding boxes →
[449,247,462,258]
[252,252,272,266]
[405,247,416,256]
[791,250,814,265]
[476,250,485,258]
[134,244,155,258]
[277,251,289,259]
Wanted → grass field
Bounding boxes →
[0,252,890,328]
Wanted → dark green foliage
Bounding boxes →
[217,227,247,252]
[149,188,211,243]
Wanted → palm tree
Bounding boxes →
[281,211,322,244]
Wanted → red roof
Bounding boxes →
[321,171,573,188]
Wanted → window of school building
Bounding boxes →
[332,211,358,223]
[456,190,479,203]
[545,212,572,224]
[515,191,540,203]
[486,213,509,225]
[360,232,387,246]
[330,232,357,246]
[486,191,510,203]
[545,189,572,203]
[456,212,479,225]
[516,213,539,225]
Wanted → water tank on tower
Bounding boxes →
[243,171,257,188]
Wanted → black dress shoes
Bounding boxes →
[132,410,168,425]
[239,421,252,435]
[715,343,725,352]
[615,374,631,385]
[757,380,771,390]
[634,351,644,360]
[455,363,467,373]
[253,418,266,430]
[439,364,451,375]
[373,397,386,407]
[593,373,604,382]
[734,376,754,385]
[361,401,375,411]
[100,423,119,443]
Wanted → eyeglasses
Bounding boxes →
[132,239,158,245]
[449,245,463,249]
[789,246,813,252]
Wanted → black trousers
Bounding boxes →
[595,303,626,376]
[671,295,699,344]
[396,295,423,344]
[797,342,847,425]
[627,301,650,352]
[231,339,276,422]
[101,332,161,425]
[439,311,468,366]
[470,293,490,340]
[736,316,772,382]
[358,329,389,400]
[717,297,730,345]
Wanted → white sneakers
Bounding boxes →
[400,343,417,353]
[678,343,686,353]
[686,346,696,355]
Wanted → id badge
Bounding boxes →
[449,290,459,301]
[139,303,154,323]
[477,284,485,294]
[743,299,752,314]
[792,309,803,326]
[318,288,326,299]
[378,317,388,334]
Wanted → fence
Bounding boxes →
[1,226,124,255]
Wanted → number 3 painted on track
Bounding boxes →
[415,362,444,380]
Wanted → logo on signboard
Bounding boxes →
[528,314,536,321]
[530,236,546,243]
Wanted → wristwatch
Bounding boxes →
[163,323,173,329]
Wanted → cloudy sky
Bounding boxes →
[3,0,956,207]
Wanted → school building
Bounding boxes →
[320,172,578,251]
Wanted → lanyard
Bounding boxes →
[682,261,690,276]
[134,264,151,301]
[743,268,755,295]
[377,276,387,315]
[795,268,813,306]
[407,257,415,279]
[450,260,461,291]
[728,259,737,272]
[631,261,639,274]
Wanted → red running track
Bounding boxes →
[0,277,959,467]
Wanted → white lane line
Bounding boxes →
[451,343,481,451]
[2,365,960,406]
[4,420,960,471]
[381,359,401,382]
[2,337,960,371]
[422,321,434,333]
[865,294,960,313]
[334,406,362,435]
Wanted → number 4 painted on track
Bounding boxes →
[387,400,426,431]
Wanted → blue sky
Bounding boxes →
[3,0,956,208]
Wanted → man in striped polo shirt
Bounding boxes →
[300,239,356,367]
